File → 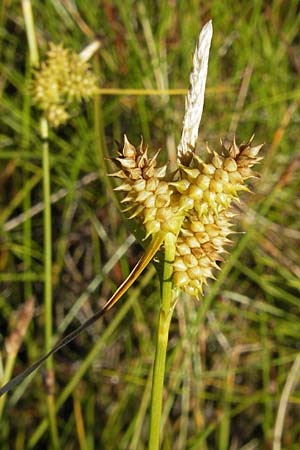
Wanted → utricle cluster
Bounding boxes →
[112,136,262,297]
[173,212,233,296]
[32,43,97,127]
[112,136,184,239]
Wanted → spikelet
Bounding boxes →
[173,212,232,296]
[111,136,184,238]
[111,134,262,296]
[173,137,263,218]
[32,43,97,127]
[172,137,263,296]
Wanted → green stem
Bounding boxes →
[41,118,59,449]
[22,1,60,447]
[21,0,39,67]
[149,232,177,450]
[22,55,33,299]
[21,0,36,299]
[0,355,16,419]
[41,118,52,365]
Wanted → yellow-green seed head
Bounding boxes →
[174,138,263,219]
[112,135,262,297]
[111,137,185,239]
[172,137,263,296]
[32,43,97,127]
[173,212,232,295]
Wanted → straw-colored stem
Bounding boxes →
[0,354,16,419]
[273,353,300,450]
[94,86,229,96]
[148,232,176,450]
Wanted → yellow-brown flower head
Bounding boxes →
[173,211,233,296]
[112,135,262,297]
[172,137,263,296]
[111,136,184,238]
[173,137,263,218]
[32,43,97,127]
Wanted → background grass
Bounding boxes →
[1,0,300,449]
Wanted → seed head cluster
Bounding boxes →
[112,136,262,297]
[111,136,184,239]
[32,43,97,127]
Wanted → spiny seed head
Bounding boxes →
[173,212,233,295]
[111,135,263,296]
[172,137,263,296]
[111,136,184,239]
[173,138,263,220]
[32,43,97,127]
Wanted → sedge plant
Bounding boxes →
[109,21,262,448]
[0,19,263,450]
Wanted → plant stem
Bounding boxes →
[41,118,59,449]
[149,232,177,450]
[22,0,39,67]
[41,118,52,364]
[0,355,16,419]
[22,55,33,300]
[22,1,60,447]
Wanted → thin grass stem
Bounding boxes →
[73,394,89,450]
[41,117,60,449]
[40,117,52,361]
[148,232,177,450]
[0,355,16,419]
[94,86,229,96]
[21,0,39,67]
[273,353,300,450]
[22,1,60,446]
[22,55,33,299]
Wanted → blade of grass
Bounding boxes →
[27,265,156,449]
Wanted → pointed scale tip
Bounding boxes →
[200,20,213,42]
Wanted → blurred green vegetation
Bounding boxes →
[1,0,300,449]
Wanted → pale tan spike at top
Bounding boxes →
[177,20,213,164]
